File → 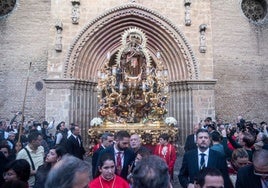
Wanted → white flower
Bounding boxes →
[90,117,103,126]
[164,117,177,126]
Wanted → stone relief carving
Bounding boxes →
[184,0,191,26]
[71,0,80,24]
[199,24,207,53]
[55,20,63,52]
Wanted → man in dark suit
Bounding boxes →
[91,132,114,178]
[236,149,268,188]
[179,129,232,188]
[98,130,135,180]
[203,117,212,129]
[66,125,85,160]
[184,123,200,152]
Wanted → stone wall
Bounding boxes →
[0,0,51,121]
[211,0,268,123]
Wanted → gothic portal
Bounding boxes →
[44,3,216,146]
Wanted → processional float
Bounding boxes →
[88,28,178,147]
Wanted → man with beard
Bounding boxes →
[179,129,232,188]
[97,130,135,180]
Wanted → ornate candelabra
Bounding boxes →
[97,28,169,124]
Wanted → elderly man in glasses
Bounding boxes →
[236,149,268,188]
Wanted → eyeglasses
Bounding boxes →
[254,170,268,177]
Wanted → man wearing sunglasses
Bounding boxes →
[236,149,268,188]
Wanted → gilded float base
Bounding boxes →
[88,121,179,145]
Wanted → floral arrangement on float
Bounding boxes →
[90,117,103,127]
[164,117,178,126]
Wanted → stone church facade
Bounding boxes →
[0,0,267,146]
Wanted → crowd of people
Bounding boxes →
[181,117,268,188]
[0,113,267,188]
[0,114,87,188]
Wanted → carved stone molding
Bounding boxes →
[55,20,63,52]
[63,3,199,81]
[44,78,96,90]
[71,0,80,24]
[184,0,191,26]
[199,24,207,53]
[169,79,217,90]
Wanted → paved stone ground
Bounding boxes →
[86,154,183,188]
[172,154,183,188]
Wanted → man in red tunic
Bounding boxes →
[154,133,177,180]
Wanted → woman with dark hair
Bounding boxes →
[89,153,129,188]
[3,159,30,185]
[0,143,11,185]
[33,146,66,188]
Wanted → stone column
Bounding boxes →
[44,79,76,127]
[187,80,217,124]
[44,78,97,145]
[169,80,216,148]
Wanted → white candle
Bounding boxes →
[119,82,124,92]
[112,66,117,75]
[142,82,146,91]
[107,51,111,60]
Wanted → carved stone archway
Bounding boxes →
[64,3,199,81]
[45,3,216,147]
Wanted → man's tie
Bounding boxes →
[200,153,206,170]
[76,137,80,146]
[116,152,122,175]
